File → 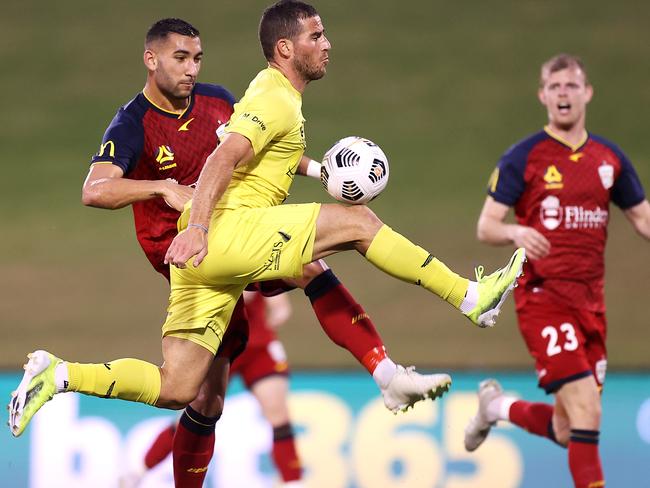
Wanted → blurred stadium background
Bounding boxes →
[1,0,648,486]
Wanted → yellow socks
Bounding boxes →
[365,225,469,308]
[66,358,161,406]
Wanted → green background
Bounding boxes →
[2,0,648,370]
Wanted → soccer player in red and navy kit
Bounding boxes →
[75,17,445,488]
[464,54,650,487]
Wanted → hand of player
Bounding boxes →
[161,179,194,211]
[164,226,208,268]
[512,225,551,260]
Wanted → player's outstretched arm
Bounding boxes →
[624,199,650,240]
[165,133,254,268]
[477,196,550,260]
[82,163,193,211]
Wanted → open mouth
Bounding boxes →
[557,102,571,114]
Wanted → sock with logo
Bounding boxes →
[568,430,604,488]
[66,359,160,405]
[172,406,219,488]
[304,269,388,376]
[272,423,303,482]
[508,401,561,445]
[144,423,175,469]
[365,225,469,308]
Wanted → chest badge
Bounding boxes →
[156,145,177,170]
[543,164,563,190]
[598,161,614,189]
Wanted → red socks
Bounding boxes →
[509,402,604,486]
[142,417,305,484]
[569,430,604,487]
[144,423,175,469]
[508,400,557,442]
[272,423,303,482]
[172,406,219,488]
[304,269,385,374]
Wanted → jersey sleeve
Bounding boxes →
[611,150,646,209]
[90,107,144,174]
[487,142,529,206]
[225,88,293,155]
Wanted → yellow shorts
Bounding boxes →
[162,203,321,354]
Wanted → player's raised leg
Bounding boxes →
[464,378,564,452]
[312,204,525,328]
[290,260,450,412]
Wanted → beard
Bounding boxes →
[293,55,326,82]
[156,66,194,101]
[162,80,193,100]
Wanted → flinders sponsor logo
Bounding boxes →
[540,195,608,230]
[564,205,608,229]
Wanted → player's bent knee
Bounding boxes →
[342,205,383,242]
[298,259,329,285]
[554,427,570,447]
[350,204,381,225]
[567,397,602,427]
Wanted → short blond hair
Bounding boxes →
[540,53,589,87]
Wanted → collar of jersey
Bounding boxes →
[141,90,195,119]
[543,125,588,152]
[266,66,302,99]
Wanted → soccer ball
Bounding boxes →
[320,136,389,204]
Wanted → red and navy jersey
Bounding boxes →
[488,127,645,312]
[90,83,235,278]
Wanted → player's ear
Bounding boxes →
[276,38,293,60]
[143,49,157,70]
[584,83,594,104]
[537,87,547,106]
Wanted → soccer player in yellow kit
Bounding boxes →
[9,0,524,438]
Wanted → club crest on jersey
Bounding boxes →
[543,165,563,190]
[156,145,177,171]
[540,195,562,230]
[598,161,614,189]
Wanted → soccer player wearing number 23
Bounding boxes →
[465,54,650,488]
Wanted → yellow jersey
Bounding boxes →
[219,67,307,209]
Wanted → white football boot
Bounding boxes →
[381,365,451,414]
[464,378,504,451]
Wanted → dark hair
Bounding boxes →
[259,0,319,61]
[540,53,589,87]
[145,18,200,46]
